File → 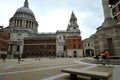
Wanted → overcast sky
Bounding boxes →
[0,0,104,40]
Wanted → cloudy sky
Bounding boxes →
[0,0,104,40]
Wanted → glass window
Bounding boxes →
[17,45,20,51]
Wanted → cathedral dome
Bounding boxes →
[9,0,38,33]
[15,7,34,17]
[15,0,34,17]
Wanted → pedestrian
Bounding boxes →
[2,54,6,62]
[18,55,21,63]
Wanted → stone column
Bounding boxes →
[18,19,20,27]
[29,21,31,28]
[17,20,19,27]
[28,21,30,28]
[32,22,33,29]
[102,0,112,19]
[101,0,117,27]
[15,20,17,27]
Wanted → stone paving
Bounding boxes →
[0,58,113,80]
[113,65,120,80]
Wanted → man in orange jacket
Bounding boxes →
[102,50,110,65]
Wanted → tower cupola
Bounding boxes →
[24,0,29,8]
[67,11,80,33]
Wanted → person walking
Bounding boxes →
[18,55,21,64]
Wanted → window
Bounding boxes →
[59,36,61,40]
[112,8,116,16]
[118,3,120,11]
[68,39,71,42]
[78,39,81,41]
[17,45,20,51]
[68,44,71,48]
[73,44,76,48]
[64,45,66,50]
[74,27,76,29]
[63,36,65,40]
[79,44,81,48]
[88,43,90,47]
[73,39,76,42]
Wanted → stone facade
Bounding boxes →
[93,0,120,56]
[3,0,38,58]
[83,37,95,57]
[3,0,82,58]
[56,12,82,58]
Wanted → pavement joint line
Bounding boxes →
[15,63,76,68]
[40,60,97,80]
[0,62,76,69]
[41,73,69,80]
[0,59,76,68]
[3,66,15,69]
[0,64,81,75]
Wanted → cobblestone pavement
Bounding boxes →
[0,58,113,80]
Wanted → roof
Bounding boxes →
[25,33,56,39]
[15,7,34,16]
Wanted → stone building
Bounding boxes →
[109,0,120,23]
[83,37,95,57]
[93,0,120,56]
[56,12,82,57]
[4,0,38,58]
[3,0,82,58]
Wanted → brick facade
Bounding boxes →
[0,31,9,58]
[65,36,83,57]
[23,34,56,58]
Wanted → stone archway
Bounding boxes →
[74,51,77,58]
[85,49,94,57]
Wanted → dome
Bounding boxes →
[15,7,34,17]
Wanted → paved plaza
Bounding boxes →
[0,58,114,80]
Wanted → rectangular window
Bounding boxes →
[68,39,71,42]
[107,38,114,56]
[118,3,120,11]
[78,39,81,41]
[79,44,81,48]
[17,45,20,51]
[74,44,76,48]
[112,8,116,16]
[64,45,66,50]
[73,39,76,42]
